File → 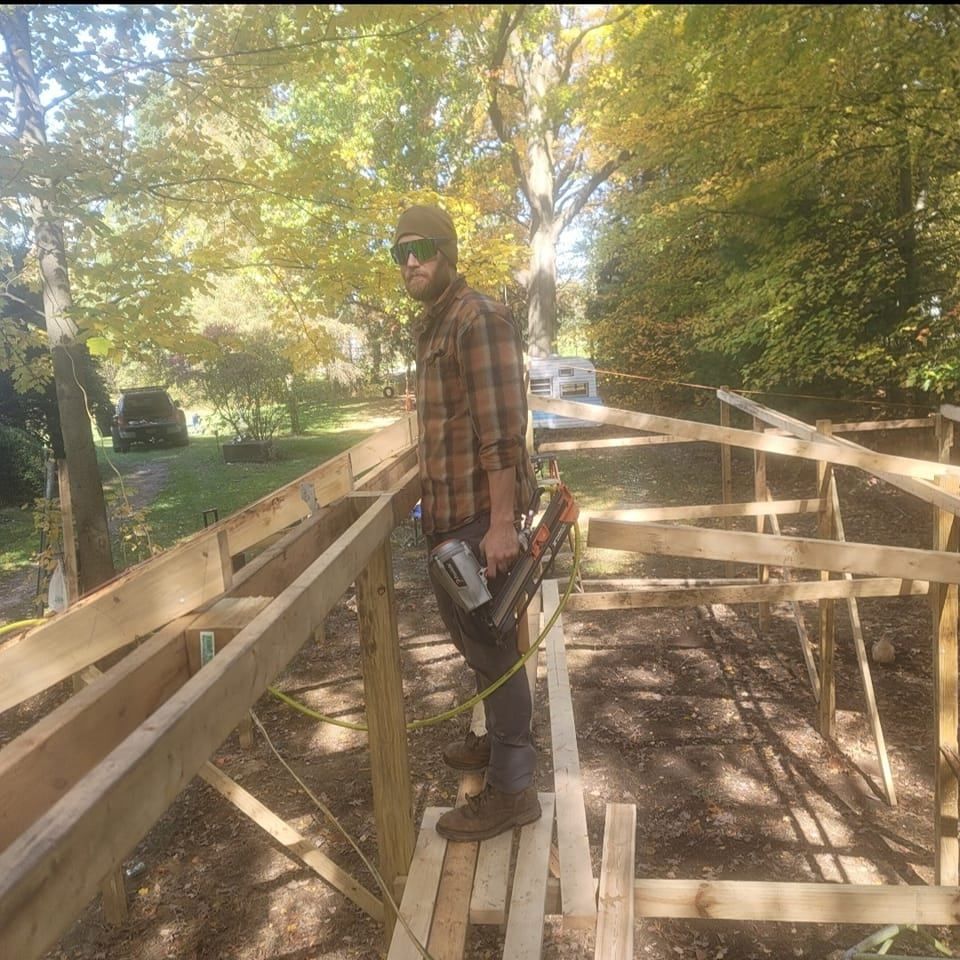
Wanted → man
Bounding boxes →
[391,203,541,842]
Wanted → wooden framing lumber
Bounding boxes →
[387,808,446,960]
[356,534,415,936]
[501,793,556,960]
[222,413,416,559]
[0,531,227,716]
[582,499,819,525]
[529,395,960,482]
[543,579,597,930]
[595,803,637,960]
[832,417,934,434]
[198,761,383,920]
[427,833,478,960]
[933,475,960,885]
[633,878,960,923]
[826,476,896,806]
[538,434,695,452]
[817,421,837,740]
[588,520,960,585]
[719,393,735,577]
[562,577,931,611]
[0,616,193,852]
[0,492,402,960]
[422,716,485,958]
[718,389,960,517]
[0,424,419,715]
[754,418,771,631]
[762,492,820,700]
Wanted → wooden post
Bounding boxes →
[60,460,129,923]
[753,417,769,632]
[937,414,955,467]
[355,537,415,943]
[933,472,960,885]
[816,420,836,740]
[719,391,734,577]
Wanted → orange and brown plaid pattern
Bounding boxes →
[415,276,536,536]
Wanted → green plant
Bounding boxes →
[0,426,45,507]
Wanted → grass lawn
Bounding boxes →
[0,396,405,577]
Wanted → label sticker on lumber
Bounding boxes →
[200,630,215,666]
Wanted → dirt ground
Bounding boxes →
[6,428,960,959]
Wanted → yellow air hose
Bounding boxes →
[269,520,584,732]
[0,617,47,639]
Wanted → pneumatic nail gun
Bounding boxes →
[429,482,579,639]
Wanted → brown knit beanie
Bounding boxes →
[394,204,458,266]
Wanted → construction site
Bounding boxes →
[2,390,960,960]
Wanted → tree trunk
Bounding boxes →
[527,203,557,358]
[1,8,114,594]
[524,46,558,358]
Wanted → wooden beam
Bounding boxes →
[754,418,770,632]
[501,793,556,960]
[229,498,359,599]
[588,520,960,585]
[582,499,819,525]
[0,617,193,853]
[719,389,960,516]
[0,425,418,715]
[0,493,400,960]
[827,476,896,806]
[198,762,383,921]
[832,417,934,434]
[427,837,478,960]
[0,531,227,715]
[538,434,695,452]
[817,420,836,741]
[933,475,960,885]
[595,803,636,960]
[528,394,960,482]
[356,535,415,940]
[634,878,960,923]
[763,492,820,700]
[562,577,931,611]
[387,808,445,960]
[719,393,735,578]
[543,579,597,930]
[221,413,415,558]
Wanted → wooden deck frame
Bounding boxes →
[4,391,960,959]
[534,391,959,933]
[0,426,420,959]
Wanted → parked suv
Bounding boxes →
[111,386,189,452]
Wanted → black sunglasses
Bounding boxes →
[390,237,441,265]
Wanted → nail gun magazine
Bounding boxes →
[429,482,579,640]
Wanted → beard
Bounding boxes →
[403,261,454,303]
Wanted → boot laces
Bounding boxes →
[467,783,497,810]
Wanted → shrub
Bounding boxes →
[0,425,45,506]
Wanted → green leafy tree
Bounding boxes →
[590,5,960,406]
[195,325,292,441]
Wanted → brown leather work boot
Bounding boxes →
[436,784,541,842]
[441,730,491,771]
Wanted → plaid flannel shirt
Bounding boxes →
[415,276,536,536]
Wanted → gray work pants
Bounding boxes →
[427,514,536,793]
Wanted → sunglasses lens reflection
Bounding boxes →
[390,238,439,265]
